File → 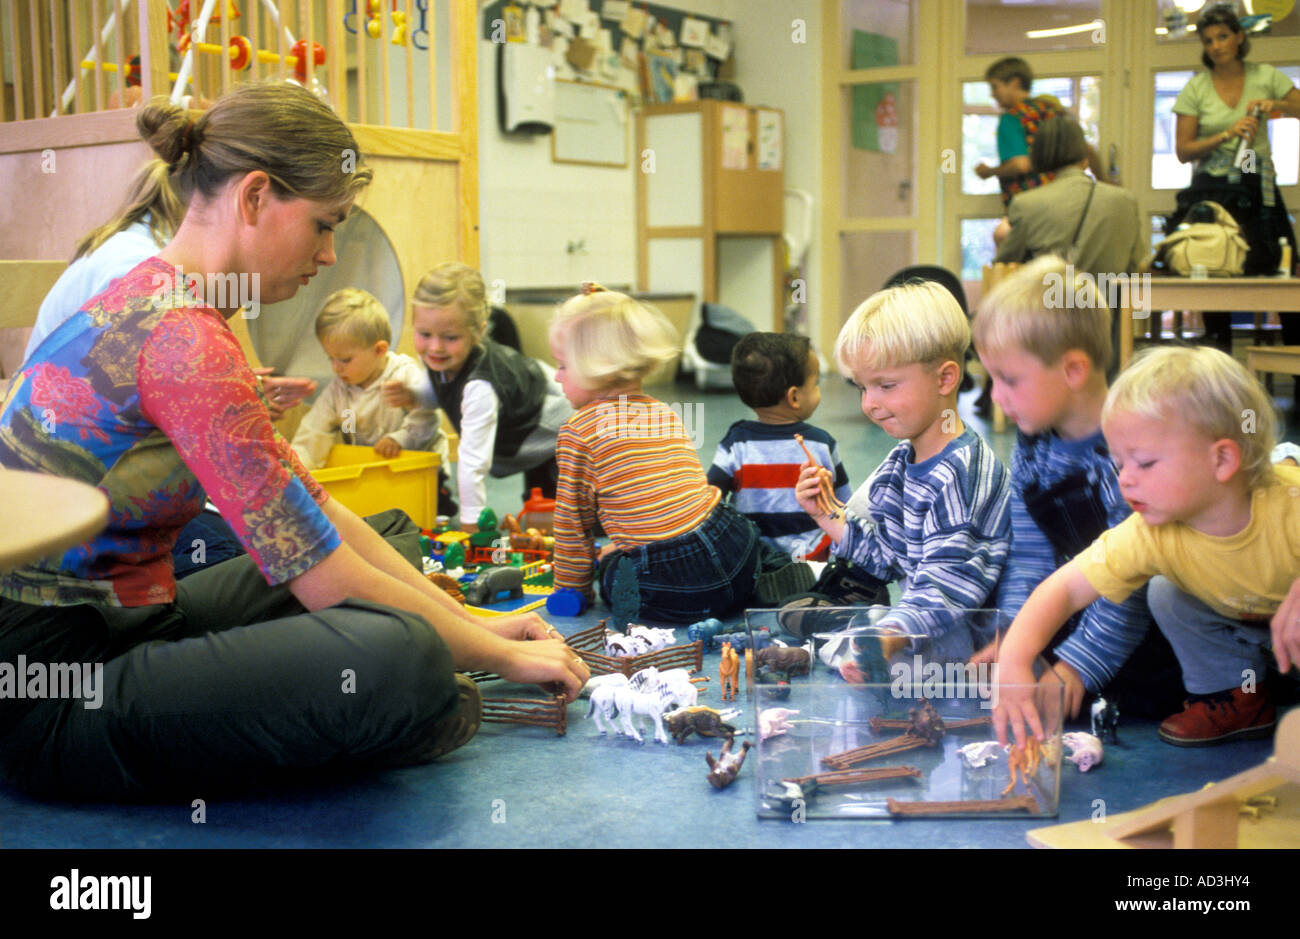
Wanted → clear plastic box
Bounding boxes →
[743,607,1064,821]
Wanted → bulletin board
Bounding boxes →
[481,0,733,105]
[552,80,629,166]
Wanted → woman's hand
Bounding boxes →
[255,368,316,420]
[491,636,590,702]
[382,379,416,409]
[1244,98,1276,117]
[482,611,553,642]
[1227,112,1260,142]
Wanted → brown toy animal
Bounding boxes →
[427,572,466,605]
[754,645,811,676]
[719,642,739,701]
[504,513,553,552]
[706,739,753,790]
[664,706,736,745]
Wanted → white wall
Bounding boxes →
[477,39,637,293]
[477,0,823,341]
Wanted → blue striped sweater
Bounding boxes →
[996,429,1151,692]
[838,429,1011,649]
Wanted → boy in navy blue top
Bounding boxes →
[796,281,1011,677]
[708,333,851,562]
[972,255,1179,719]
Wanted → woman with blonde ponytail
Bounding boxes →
[0,82,587,801]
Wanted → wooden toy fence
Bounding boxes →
[0,0,479,361]
[480,693,567,736]
[565,621,704,678]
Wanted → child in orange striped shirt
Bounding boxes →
[548,287,784,622]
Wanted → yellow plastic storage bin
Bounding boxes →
[312,444,441,529]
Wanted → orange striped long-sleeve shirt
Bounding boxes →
[552,393,721,593]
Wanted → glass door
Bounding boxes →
[820,0,943,354]
[943,0,1120,310]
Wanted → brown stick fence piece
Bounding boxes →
[784,765,922,787]
[821,734,933,770]
[480,694,568,736]
[565,620,703,677]
[868,714,991,734]
[886,795,1038,816]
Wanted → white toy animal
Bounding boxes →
[759,708,800,740]
[585,683,671,744]
[630,666,697,708]
[604,632,650,656]
[1061,731,1104,772]
[629,625,676,652]
[580,672,630,698]
[957,740,1003,769]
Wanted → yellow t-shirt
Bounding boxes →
[1076,464,1300,623]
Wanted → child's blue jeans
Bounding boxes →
[1148,575,1273,694]
[598,501,762,623]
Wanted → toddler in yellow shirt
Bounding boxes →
[995,345,1300,748]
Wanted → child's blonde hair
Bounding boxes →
[412,262,489,339]
[1104,345,1276,491]
[315,287,391,347]
[973,255,1111,369]
[550,288,680,390]
[835,280,970,377]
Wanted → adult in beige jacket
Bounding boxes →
[994,114,1144,280]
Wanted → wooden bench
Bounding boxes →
[1246,345,1300,383]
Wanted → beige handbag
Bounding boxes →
[1150,201,1249,277]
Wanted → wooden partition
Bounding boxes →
[0,0,480,371]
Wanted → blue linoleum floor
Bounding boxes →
[1,366,1294,848]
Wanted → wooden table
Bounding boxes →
[0,469,109,572]
[1120,277,1300,369]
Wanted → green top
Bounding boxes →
[1172,61,1294,177]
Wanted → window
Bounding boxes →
[962,76,1100,196]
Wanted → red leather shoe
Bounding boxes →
[1158,687,1275,747]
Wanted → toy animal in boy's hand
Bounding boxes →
[1061,731,1104,772]
[663,706,736,744]
[705,739,753,789]
[463,566,525,606]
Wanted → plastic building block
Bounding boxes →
[547,588,588,617]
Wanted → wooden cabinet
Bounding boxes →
[636,101,785,330]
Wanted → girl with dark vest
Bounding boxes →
[389,263,572,528]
